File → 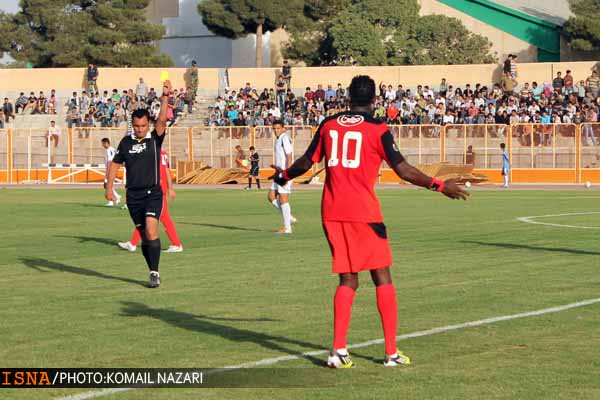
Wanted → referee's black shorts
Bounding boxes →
[126,186,163,230]
[250,165,260,177]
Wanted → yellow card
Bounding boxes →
[160,71,169,82]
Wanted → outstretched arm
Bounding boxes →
[381,131,469,200]
[270,154,315,185]
[155,80,172,136]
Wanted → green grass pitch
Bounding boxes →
[1,187,599,400]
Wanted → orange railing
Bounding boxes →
[2,124,600,184]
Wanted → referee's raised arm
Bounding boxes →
[155,80,172,136]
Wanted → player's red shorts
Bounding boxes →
[323,221,392,274]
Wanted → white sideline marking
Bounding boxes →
[55,297,600,400]
[517,212,600,229]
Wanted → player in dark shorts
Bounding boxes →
[271,75,469,368]
[105,80,172,288]
[247,146,260,189]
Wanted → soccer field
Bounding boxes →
[2,187,600,400]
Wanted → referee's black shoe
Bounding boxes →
[148,272,161,288]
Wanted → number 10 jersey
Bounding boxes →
[303,111,405,222]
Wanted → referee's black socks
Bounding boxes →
[141,239,161,272]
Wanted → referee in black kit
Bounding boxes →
[105,80,172,288]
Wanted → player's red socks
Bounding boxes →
[130,228,142,246]
[131,218,181,247]
[333,285,356,350]
[376,284,398,356]
[161,213,181,246]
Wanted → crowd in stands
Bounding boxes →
[206,61,600,143]
[61,83,194,130]
[2,58,599,146]
[0,75,196,131]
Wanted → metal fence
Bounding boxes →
[0,129,7,171]
[1,123,600,183]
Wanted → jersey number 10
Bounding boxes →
[327,130,362,168]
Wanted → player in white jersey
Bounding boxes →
[267,120,296,234]
[102,138,122,207]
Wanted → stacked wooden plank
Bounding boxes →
[300,163,488,185]
[417,163,488,184]
[176,160,250,184]
[177,161,206,180]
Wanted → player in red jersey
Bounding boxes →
[118,150,183,253]
[271,75,469,368]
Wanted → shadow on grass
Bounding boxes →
[20,257,147,287]
[179,222,266,232]
[55,235,118,247]
[121,301,331,366]
[74,203,127,209]
[462,240,600,256]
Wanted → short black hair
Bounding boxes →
[272,119,284,127]
[249,146,255,150]
[349,75,376,107]
[500,143,506,149]
[131,108,151,122]
[101,137,110,144]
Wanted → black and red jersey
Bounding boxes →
[304,111,404,222]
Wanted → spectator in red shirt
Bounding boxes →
[386,102,399,123]
[304,87,314,102]
[314,84,325,102]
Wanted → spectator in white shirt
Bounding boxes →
[269,104,282,119]
[423,86,434,99]
[385,85,396,102]
[45,120,60,147]
[442,110,455,125]
[135,78,148,102]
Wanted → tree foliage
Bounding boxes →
[0,0,172,67]
[198,0,304,66]
[283,0,349,65]
[284,0,496,66]
[329,11,387,65]
[564,0,600,52]
[399,15,497,65]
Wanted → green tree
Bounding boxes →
[284,0,496,66]
[328,11,387,66]
[564,0,600,52]
[198,0,304,67]
[397,15,496,65]
[283,0,350,65]
[0,0,172,67]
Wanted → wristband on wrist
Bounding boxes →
[429,177,445,193]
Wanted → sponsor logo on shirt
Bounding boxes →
[129,143,147,154]
[337,115,364,127]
